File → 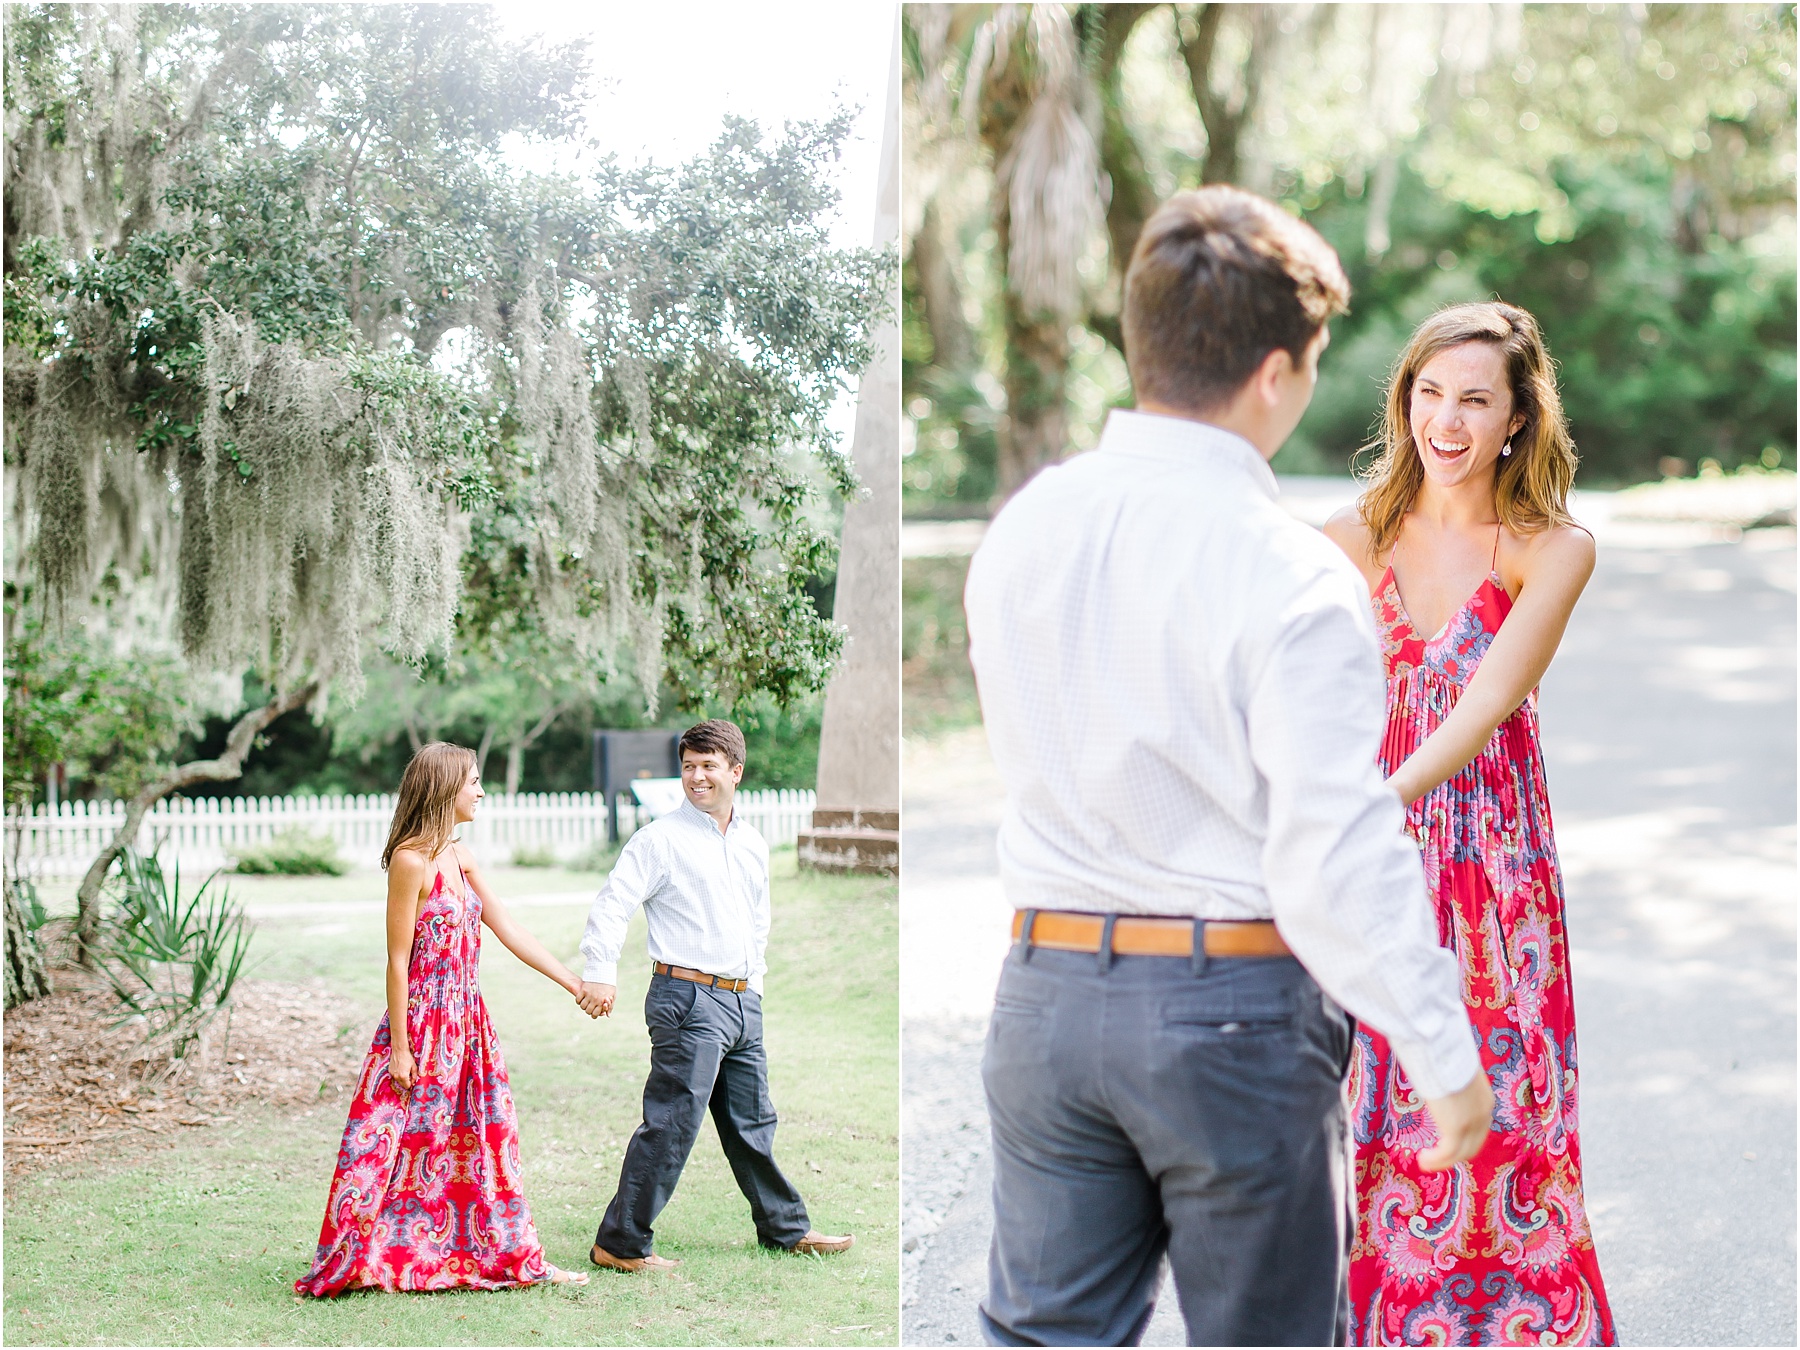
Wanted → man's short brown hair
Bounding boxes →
[1122,186,1350,414]
[679,718,747,768]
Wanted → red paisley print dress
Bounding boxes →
[296,859,551,1295]
[1347,564,1617,1347]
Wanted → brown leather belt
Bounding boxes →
[1011,909,1292,959]
[653,962,750,992]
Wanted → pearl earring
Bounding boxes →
[1501,441,1513,457]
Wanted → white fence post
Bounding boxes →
[13,787,817,878]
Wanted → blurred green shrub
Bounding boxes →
[1286,159,1796,484]
[568,837,622,875]
[230,828,347,876]
[508,840,559,869]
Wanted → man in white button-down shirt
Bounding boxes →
[964,188,1494,1346]
[578,719,851,1272]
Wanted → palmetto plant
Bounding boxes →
[102,848,253,1070]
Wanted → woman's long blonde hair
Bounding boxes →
[1356,301,1579,556]
[381,742,476,871]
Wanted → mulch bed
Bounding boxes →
[4,961,374,1176]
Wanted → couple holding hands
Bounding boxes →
[294,718,849,1298]
[965,187,1615,1346]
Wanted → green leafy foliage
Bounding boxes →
[902,3,1796,506]
[9,875,50,933]
[506,840,559,869]
[1,595,199,811]
[6,3,889,736]
[566,837,623,875]
[1285,156,1797,480]
[101,849,254,1066]
[228,828,347,877]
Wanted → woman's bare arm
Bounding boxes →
[1387,525,1595,805]
[384,848,429,1090]
[458,846,594,1010]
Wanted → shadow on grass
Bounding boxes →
[3,851,897,1347]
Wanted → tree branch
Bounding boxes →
[474,723,497,781]
[1180,3,1267,185]
[519,700,572,750]
[73,680,320,963]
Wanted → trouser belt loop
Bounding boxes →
[1019,908,1038,964]
[1097,914,1118,974]
[1191,918,1209,978]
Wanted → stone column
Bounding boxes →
[799,28,900,876]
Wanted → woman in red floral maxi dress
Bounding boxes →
[1325,302,1617,1347]
[297,743,597,1296]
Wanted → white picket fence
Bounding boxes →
[8,788,817,880]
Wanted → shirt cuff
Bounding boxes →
[749,974,763,996]
[1384,1015,1483,1103]
[583,959,619,985]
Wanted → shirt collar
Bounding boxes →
[679,797,734,836]
[1096,409,1278,501]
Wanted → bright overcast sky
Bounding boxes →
[493,2,897,250]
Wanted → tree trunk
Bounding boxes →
[5,806,50,1008]
[4,804,48,1007]
[72,681,320,965]
[978,12,1080,499]
[910,196,974,373]
[501,701,570,798]
[5,877,50,1009]
[997,240,1073,498]
[1364,153,1401,259]
[1095,3,1161,359]
[1180,4,1276,186]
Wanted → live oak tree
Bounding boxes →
[4,4,891,969]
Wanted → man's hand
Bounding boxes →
[577,981,616,1018]
[1418,1069,1495,1172]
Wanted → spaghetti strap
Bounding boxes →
[1490,520,1502,572]
[430,846,472,907]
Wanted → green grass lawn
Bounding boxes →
[5,850,898,1346]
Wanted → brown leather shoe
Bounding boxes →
[791,1230,854,1255]
[590,1242,680,1272]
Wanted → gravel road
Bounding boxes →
[899,520,1796,1347]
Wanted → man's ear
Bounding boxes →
[1251,346,1294,407]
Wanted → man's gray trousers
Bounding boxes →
[979,942,1355,1347]
[596,972,810,1257]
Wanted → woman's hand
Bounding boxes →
[389,1044,417,1093]
[577,981,616,1018]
